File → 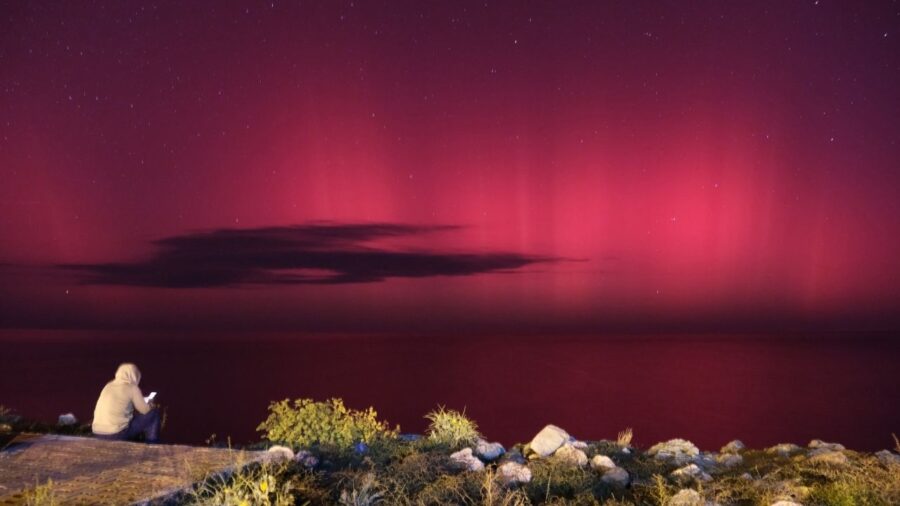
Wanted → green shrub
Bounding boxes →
[189,460,298,506]
[424,406,481,448]
[258,398,396,450]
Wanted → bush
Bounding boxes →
[424,406,481,448]
[258,398,396,450]
[189,460,298,506]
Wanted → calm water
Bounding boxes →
[1,331,898,451]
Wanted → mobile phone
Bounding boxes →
[145,391,157,403]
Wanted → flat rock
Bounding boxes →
[497,461,532,486]
[450,448,484,472]
[648,439,700,465]
[0,434,270,505]
[590,454,616,471]
[527,424,572,457]
[808,439,845,452]
[600,466,629,487]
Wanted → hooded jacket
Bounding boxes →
[91,363,152,435]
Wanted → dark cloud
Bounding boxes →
[60,223,558,287]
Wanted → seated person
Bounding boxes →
[92,363,160,443]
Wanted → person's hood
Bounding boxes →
[113,363,141,385]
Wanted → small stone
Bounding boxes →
[590,454,616,471]
[527,425,572,457]
[808,439,845,451]
[450,448,484,472]
[717,453,743,468]
[497,461,532,485]
[647,439,700,465]
[294,449,319,468]
[570,440,589,449]
[767,443,801,457]
[57,413,77,426]
[553,443,588,467]
[720,440,745,454]
[667,489,703,506]
[600,466,630,487]
[875,449,900,467]
[475,439,505,461]
[808,449,848,466]
[266,445,294,460]
[740,472,754,480]
[670,463,712,484]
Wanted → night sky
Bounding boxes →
[1,1,899,334]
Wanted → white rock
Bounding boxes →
[621,447,631,454]
[670,463,712,484]
[720,440,745,454]
[740,472,754,480]
[528,424,572,457]
[497,461,532,485]
[767,443,801,457]
[590,454,616,471]
[553,443,588,467]
[475,439,505,461]
[57,413,77,426]
[647,439,700,465]
[571,440,589,449]
[717,453,743,468]
[667,489,703,506]
[808,439,845,451]
[266,445,294,460]
[600,466,629,487]
[450,448,484,472]
[875,449,900,467]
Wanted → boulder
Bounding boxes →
[527,424,572,457]
[767,443,801,457]
[553,443,588,467]
[875,449,900,467]
[808,439,845,452]
[720,440,745,454]
[667,489,703,506]
[670,463,712,484]
[716,453,743,468]
[295,449,319,468]
[497,461,532,486]
[647,439,700,465]
[475,439,505,461]
[57,413,78,426]
[808,449,848,466]
[590,454,616,471]
[450,448,484,472]
[600,466,630,487]
[266,445,294,461]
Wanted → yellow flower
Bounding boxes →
[259,479,269,493]
[239,501,250,506]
